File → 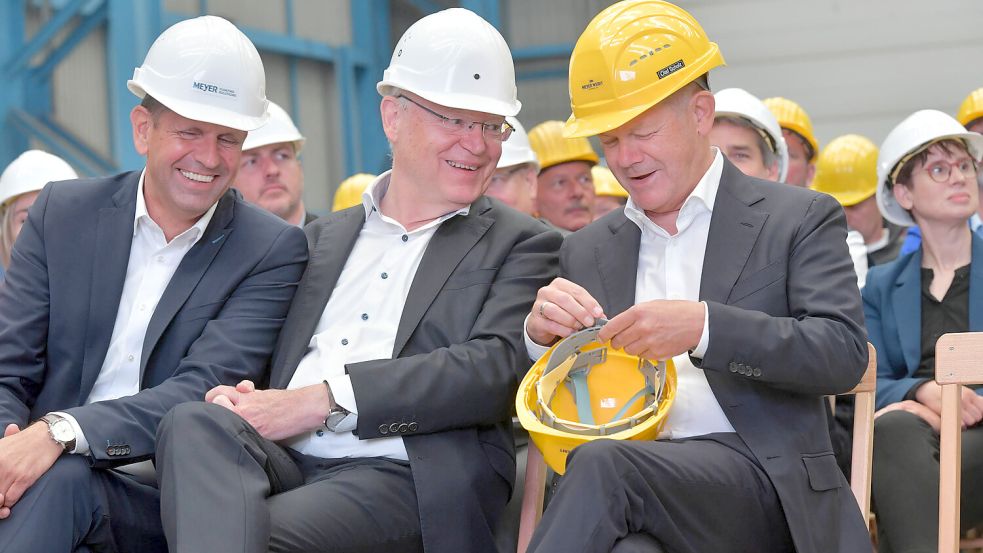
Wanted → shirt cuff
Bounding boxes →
[50,411,89,455]
[326,374,358,416]
[690,301,710,359]
[523,312,551,362]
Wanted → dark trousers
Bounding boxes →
[156,401,423,553]
[872,410,983,553]
[0,454,164,553]
[526,433,792,553]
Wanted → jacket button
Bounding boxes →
[398,423,409,433]
[389,423,400,433]
[408,422,418,432]
[729,362,738,373]
[752,368,762,377]
[123,446,130,454]
[378,424,389,435]
[106,446,114,455]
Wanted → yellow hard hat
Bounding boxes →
[957,87,983,128]
[332,173,375,212]
[811,134,878,207]
[528,120,599,171]
[517,325,676,474]
[763,97,819,160]
[591,166,628,199]
[563,0,725,138]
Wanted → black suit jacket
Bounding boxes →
[560,158,869,553]
[0,171,308,466]
[270,195,561,553]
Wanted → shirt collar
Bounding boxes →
[361,170,471,227]
[624,148,724,233]
[134,169,218,245]
[971,213,982,232]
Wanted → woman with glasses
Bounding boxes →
[864,109,983,552]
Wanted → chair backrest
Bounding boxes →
[516,342,878,553]
[849,342,877,526]
[935,332,983,553]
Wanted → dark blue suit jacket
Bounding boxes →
[863,235,983,410]
[0,171,308,466]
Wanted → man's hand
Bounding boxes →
[597,300,705,361]
[526,278,606,346]
[913,380,983,428]
[0,422,64,519]
[875,400,942,433]
[208,380,331,441]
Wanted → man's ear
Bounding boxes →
[130,106,152,156]
[691,90,716,136]
[893,181,914,211]
[765,160,780,182]
[380,96,401,143]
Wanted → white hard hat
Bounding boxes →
[497,117,539,171]
[128,16,269,131]
[376,8,521,117]
[714,88,789,183]
[0,150,78,207]
[242,101,306,154]
[876,109,983,227]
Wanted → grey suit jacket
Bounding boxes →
[269,196,561,553]
[560,158,869,553]
[0,171,308,466]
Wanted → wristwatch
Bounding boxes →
[40,413,76,452]
[322,381,356,433]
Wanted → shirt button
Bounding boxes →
[127,354,134,362]
[341,338,349,346]
[401,234,408,242]
[381,272,388,279]
[361,313,369,321]
[315,429,324,437]
[139,304,146,311]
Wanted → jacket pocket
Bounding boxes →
[728,260,786,303]
[174,298,227,322]
[443,268,498,290]
[802,452,842,491]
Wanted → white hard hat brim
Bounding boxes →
[377,82,521,118]
[128,81,270,132]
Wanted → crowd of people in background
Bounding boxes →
[0,1,981,552]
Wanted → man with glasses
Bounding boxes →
[154,8,560,553]
[529,120,599,233]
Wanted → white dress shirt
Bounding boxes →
[282,171,468,461]
[525,149,734,439]
[54,170,216,465]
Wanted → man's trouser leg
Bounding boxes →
[157,401,423,553]
[0,454,164,553]
[526,433,793,553]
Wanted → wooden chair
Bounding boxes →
[516,343,878,553]
[935,332,983,552]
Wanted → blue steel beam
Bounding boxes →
[29,1,108,79]
[459,0,500,29]
[350,0,390,175]
[106,0,162,172]
[8,109,115,176]
[3,0,89,75]
[1,0,29,169]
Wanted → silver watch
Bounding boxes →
[322,381,356,433]
[40,414,76,452]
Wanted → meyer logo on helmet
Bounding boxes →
[657,60,685,80]
[192,81,238,98]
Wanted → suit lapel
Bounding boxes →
[392,201,493,356]
[79,176,139,402]
[699,162,769,303]
[891,250,922,375]
[971,235,983,331]
[139,191,236,377]
[271,208,365,388]
[594,213,639,316]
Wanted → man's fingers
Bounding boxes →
[210,394,236,411]
[236,380,256,393]
[548,279,605,320]
[205,386,237,404]
[3,424,19,438]
[598,311,638,346]
[540,298,591,331]
[0,506,9,519]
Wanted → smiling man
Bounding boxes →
[0,16,308,553]
[155,8,560,553]
[529,120,600,233]
[236,101,316,226]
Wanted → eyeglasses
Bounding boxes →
[398,95,513,142]
[921,158,978,183]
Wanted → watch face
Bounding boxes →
[50,420,75,442]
